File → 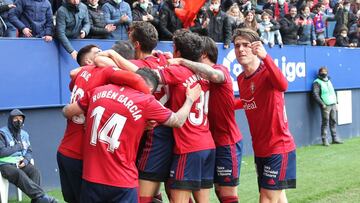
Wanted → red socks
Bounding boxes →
[220,196,239,203]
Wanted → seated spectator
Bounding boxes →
[280,6,300,45]
[0,0,16,37]
[86,0,116,39]
[56,0,90,60]
[102,0,132,40]
[237,10,258,32]
[8,0,53,41]
[158,0,183,41]
[298,5,316,45]
[259,11,283,47]
[207,0,232,49]
[226,3,244,32]
[132,0,159,28]
[335,26,356,46]
[0,109,57,203]
[190,6,209,36]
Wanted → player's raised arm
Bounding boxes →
[163,84,202,128]
[62,102,84,119]
[251,41,288,92]
[168,58,225,83]
[97,49,139,72]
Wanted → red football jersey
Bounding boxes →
[237,55,296,157]
[159,64,215,154]
[131,54,169,105]
[58,67,116,159]
[78,84,172,187]
[209,65,242,146]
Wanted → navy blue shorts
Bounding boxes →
[255,150,296,190]
[80,180,138,203]
[57,151,83,203]
[168,149,215,190]
[137,125,174,182]
[214,141,243,186]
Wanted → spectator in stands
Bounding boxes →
[0,109,58,203]
[0,0,16,37]
[56,0,90,60]
[151,0,164,15]
[8,0,53,41]
[312,3,335,46]
[335,25,357,46]
[350,0,359,14]
[259,12,283,47]
[158,0,183,40]
[226,3,244,32]
[333,0,357,36]
[238,10,258,32]
[86,0,116,39]
[298,5,317,45]
[207,0,232,49]
[132,0,159,28]
[102,0,132,40]
[264,0,289,21]
[312,67,343,146]
[280,6,300,45]
[348,10,359,46]
[190,6,209,36]
[263,0,276,18]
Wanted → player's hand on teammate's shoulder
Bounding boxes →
[186,84,202,102]
[145,120,158,130]
[167,58,182,65]
[251,41,267,60]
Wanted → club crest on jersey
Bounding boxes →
[250,82,255,94]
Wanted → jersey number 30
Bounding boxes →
[90,106,127,153]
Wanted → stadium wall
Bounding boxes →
[0,39,359,190]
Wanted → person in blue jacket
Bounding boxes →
[0,109,57,203]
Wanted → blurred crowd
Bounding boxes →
[0,0,359,59]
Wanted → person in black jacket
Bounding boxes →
[132,0,160,29]
[335,26,356,47]
[0,1,15,37]
[279,6,300,45]
[86,0,116,39]
[207,0,232,49]
[158,0,182,41]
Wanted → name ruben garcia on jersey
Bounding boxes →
[91,88,142,121]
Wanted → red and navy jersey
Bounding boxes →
[209,65,242,146]
[58,66,116,159]
[237,55,296,157]
[78,84,172,188]
[159,64,215,154]
[131,54,169,105]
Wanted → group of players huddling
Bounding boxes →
[59,21,296,203]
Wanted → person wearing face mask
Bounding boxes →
[312,67,344,146]
[333,0,357,37]
[132,0,160,28]
[207,0,232,49]
[158,0,183,40]
[0,109,58,203]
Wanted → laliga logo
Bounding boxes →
[222,49,306,91]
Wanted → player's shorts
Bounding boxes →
[80,180,138,203]
[214,140,243,186]
[137,125,174,182]
[57,151,83,203]
[255,150,296,190]
[168,149,215,190]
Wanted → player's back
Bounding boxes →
[80,84,172,188]
[59,66,116,159]
[160,64,215,154]
[208,65,242,147]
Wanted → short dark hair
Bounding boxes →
[232,28,260,43]
[135,68,159,93]
[318,66,328,74]
[77,44,99,66]
[129,21,158,53]
[201,36,218,64]
[173,29,204,62]
[112,41,135,60]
